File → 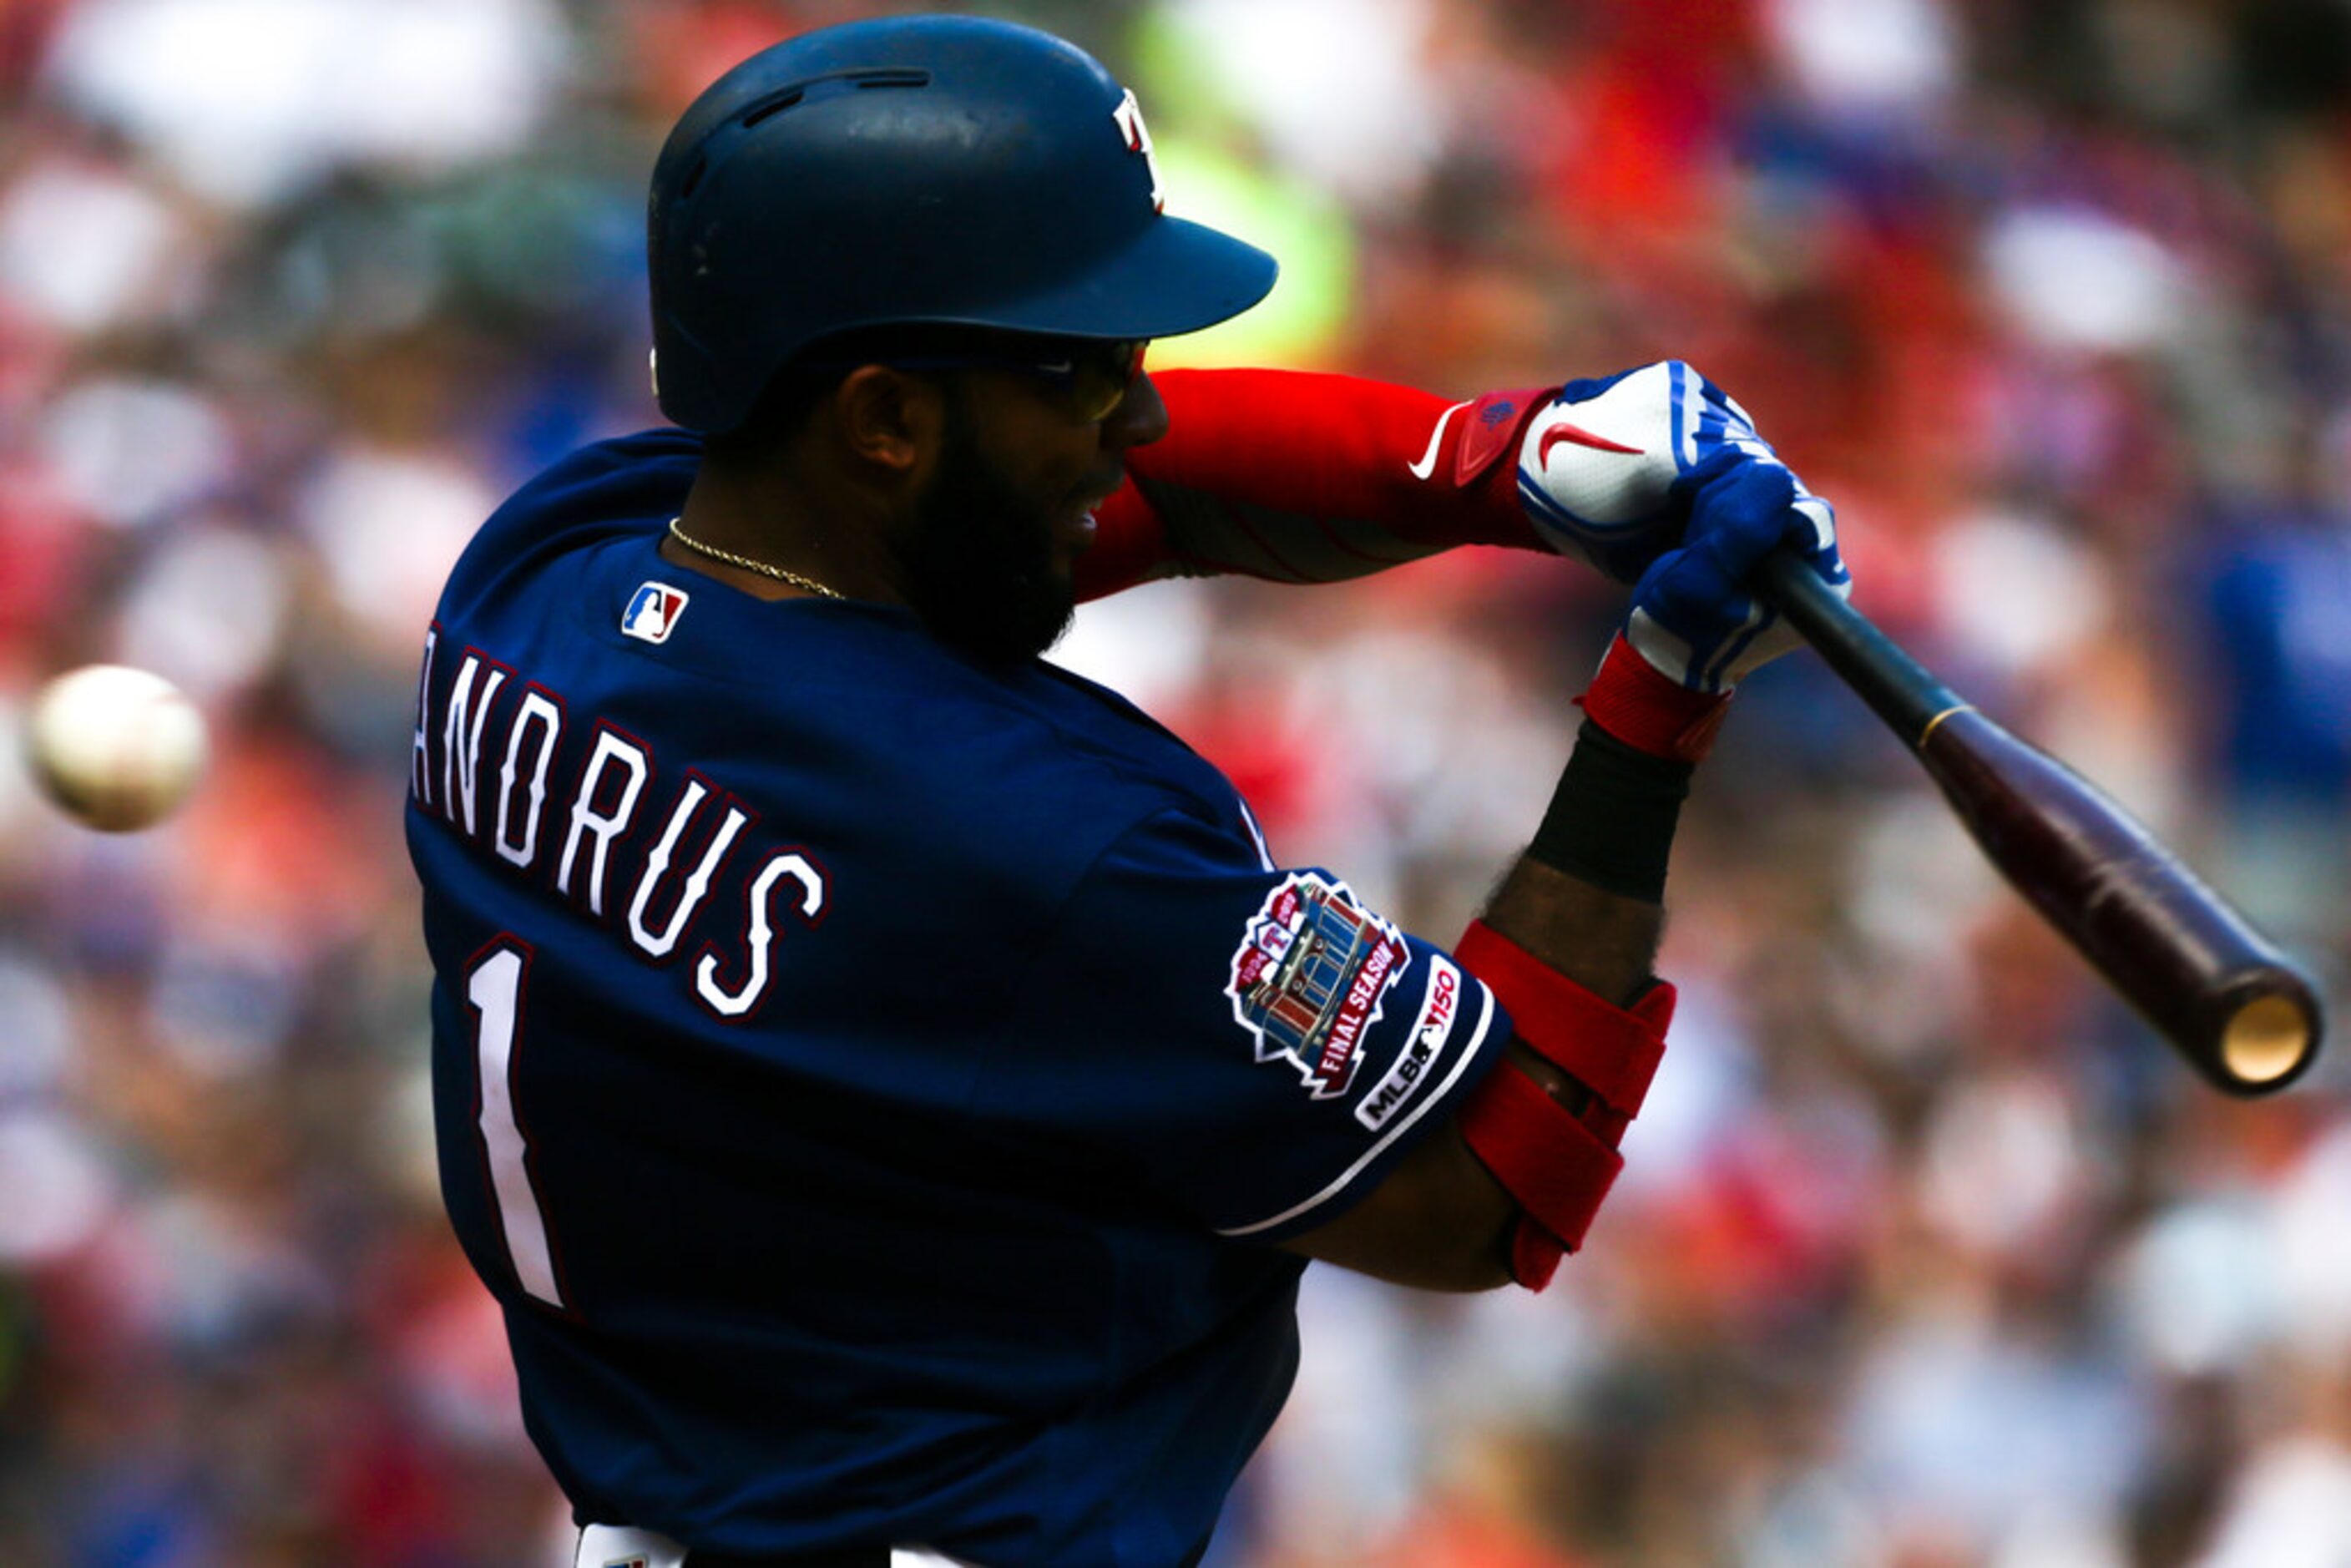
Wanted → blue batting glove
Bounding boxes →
[1516,361,1781,583]
[1624,450,1848,693]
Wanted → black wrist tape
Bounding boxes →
[1524,718,1695,903]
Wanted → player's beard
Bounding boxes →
[895,393,1077,666]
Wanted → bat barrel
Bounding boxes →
[1921,710,2321,1095]
[1752,549,2324,1096]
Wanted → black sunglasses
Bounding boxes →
[874,338,1150,423]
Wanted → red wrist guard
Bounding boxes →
[1457,1070,1620,1290]
[1453,919,1677,1290]
[1579,633,1732,762]
[1457,922,1675,1125]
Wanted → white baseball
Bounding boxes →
[24,665,209,832]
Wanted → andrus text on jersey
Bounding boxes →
[409,627,827,1021]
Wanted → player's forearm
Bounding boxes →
[1429,844,1673,1288]
[1075,367,1545,599]
[1431,645,1722,1289]
[1478,857,1664,1010]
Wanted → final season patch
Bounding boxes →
[1227,873,1409,1100]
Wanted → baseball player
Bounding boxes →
[406,15,1848,1568]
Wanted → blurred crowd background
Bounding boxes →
[6,0,2351,1562]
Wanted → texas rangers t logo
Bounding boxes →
[1112,88,1165,214]
[622,582,690,645]
[1227,873,1408,1100]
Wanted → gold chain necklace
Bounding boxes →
[666,518,845,600]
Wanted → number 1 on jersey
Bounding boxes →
[468,939,568,1310]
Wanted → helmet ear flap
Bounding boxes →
[695,325,956,462]
[645,15,1274,436]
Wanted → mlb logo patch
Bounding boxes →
[1227,873,1408,1100]
[622,582,690,644]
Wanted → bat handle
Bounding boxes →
[1750,551,1967,748]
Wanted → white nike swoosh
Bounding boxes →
[1036,361,1074,375]
[1407,400,1474,480]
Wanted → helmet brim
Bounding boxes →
[928,216,1278,345]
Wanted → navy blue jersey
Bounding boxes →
[406,431,1512,1565]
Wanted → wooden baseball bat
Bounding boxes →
[1750,552,2323,1096]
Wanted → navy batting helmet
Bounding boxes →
[647,15,1278,435]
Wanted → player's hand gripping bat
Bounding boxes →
[1747,552,2322,1095]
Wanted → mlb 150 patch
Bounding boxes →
[1227,873,1409,1100]
[1355,954,1465,1130]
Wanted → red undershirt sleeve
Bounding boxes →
[1074,367,1557,602]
